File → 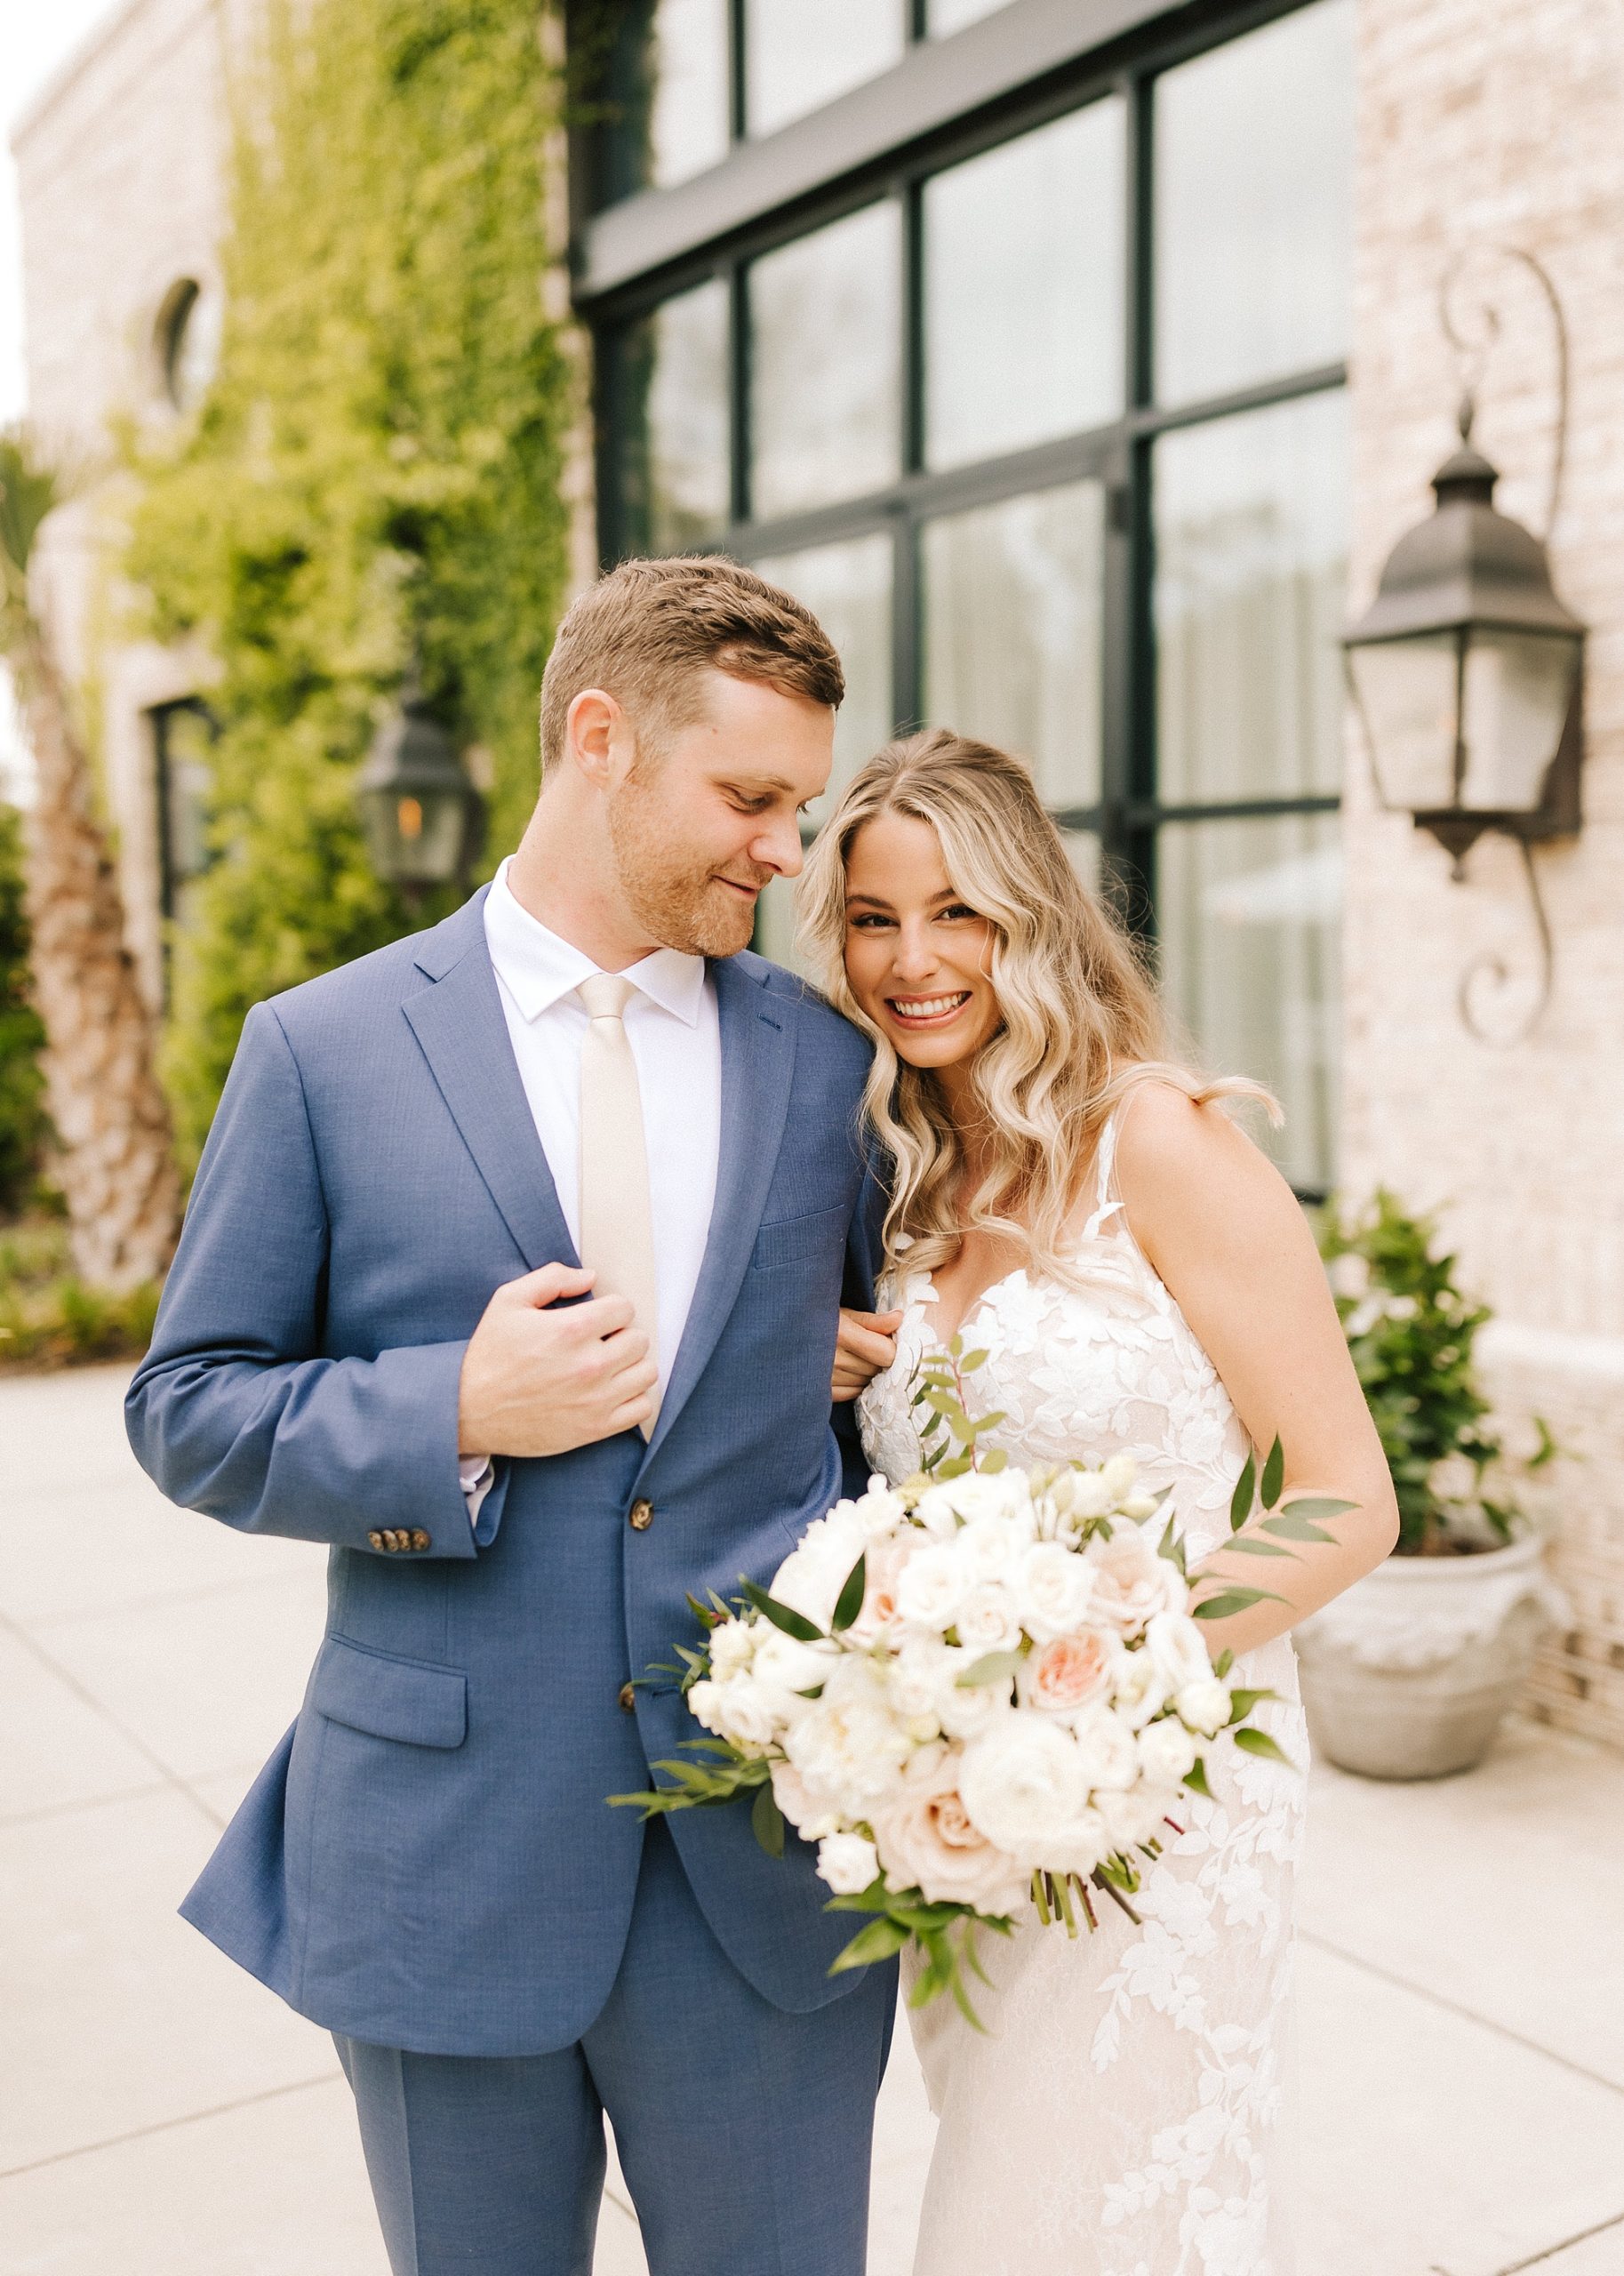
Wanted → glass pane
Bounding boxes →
[1155,389,1348,804]
[618,280,731,555]
[1157,812,1341,1190]
[749,205,902,522]
[1460,630,1580,811]
[745,0,906,138]
[1347,635,1459,812]
[649,0,731,188]
[750,533,895,971]
[1155,0,1353,405]
[922,484,1105,813]
[924,102,1125,470]
[929,0,1016,30]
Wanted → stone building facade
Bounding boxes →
[12,0,1624,1743]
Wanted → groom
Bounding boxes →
[125,557,898,2275]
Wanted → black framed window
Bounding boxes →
[587,0,1353,1189]
[150,698,217,990]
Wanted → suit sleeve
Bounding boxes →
[125,1001,500,1559]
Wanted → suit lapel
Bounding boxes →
[638,955,796,1471]
[402,891,580,1273]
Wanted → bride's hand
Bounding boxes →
[832,1307,904,1403]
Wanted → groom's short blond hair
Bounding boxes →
[539,556,844,776]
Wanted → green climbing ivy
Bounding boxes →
[124,0,575,1158]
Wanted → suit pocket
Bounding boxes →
[749,1201,850,1273]
[311,1635,468,1750]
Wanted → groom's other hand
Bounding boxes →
[458,1264,658,1457]
[831,1306,903,1403]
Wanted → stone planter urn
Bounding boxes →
[1294,1532,1569,1780]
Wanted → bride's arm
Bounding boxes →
[1113,1083,1399,1658]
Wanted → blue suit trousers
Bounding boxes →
[335,1822,899,2275]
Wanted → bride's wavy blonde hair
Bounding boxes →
[798,729,1277,1286]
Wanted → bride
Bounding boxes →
[800,730,1398,2276]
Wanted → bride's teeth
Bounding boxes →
[892,993,967,1017]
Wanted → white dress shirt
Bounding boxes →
[458,859,723,1517]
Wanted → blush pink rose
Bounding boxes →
[1018,1630,1118,1719]
[871,1751,1030,1914]
[1086,1526,1185,1636]
[846,1532,913,1643]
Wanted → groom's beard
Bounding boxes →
[608,773,769,958]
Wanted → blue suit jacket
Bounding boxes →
[125,887,884,2056]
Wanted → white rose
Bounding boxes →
[1051,1469,1117,1527]
[955,1583,1024,1655]
[687,1679,724,1737]
[896,1543,972,1631]
[1138,1716,1200,1786]
[1068,1703,1140,1793]
[886,1639,955,1730]
[870,1751,1031,1913]
[956,1512,1024,1584]
[1144,1611,1211,1694]
[784,1660,911,1806]
[771,1760,841,1841]
[1042,1806,1109,1879]
[713,1676,781,1752]
[935,1649,1012,1741]
[857,1480,908,1537]
[1015,1540,1097,1641]
[944,1471,1028,1526]
[1087,1525,1185,1635]
[816,1831,880,1895]
[1096,1784,1170,1851]
[708,1617,756,1681]
[1099,1455,1139,1505]
[1176,1677,1234,1737]
[957,1718,1091,1865]
[1110,1649,1169,1730]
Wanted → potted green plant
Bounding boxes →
[1293,1192,1564,1779]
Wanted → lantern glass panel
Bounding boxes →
[1458,628,1579,813]
[362,786,468,884]
[1346,632,1460,813]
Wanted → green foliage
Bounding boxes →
[0,805,49,1213]
[124,0,576,1158]
[1320,1188,1545,1556]
[0,1214,159,1369]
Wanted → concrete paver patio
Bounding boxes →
[4,1362,1623,2275]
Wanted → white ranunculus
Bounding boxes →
[945,1471,1028,1527]
[1176,1676,1234,1737]
[895,1543,972,1631]
[1096,1783,1170,1851]
[1015,1540,1097,1641]
[1110,1648,1170,1731]
[1138,1715,1200,1786]
[1087,1524,1186,1635]
[1144,1610,1212,1694]
[816,1831,880,1895]
[707,1616,756,1681]
[935,1648,1012,1740]
[1068,1703,1140,1793]
[886,1639,955,1730]
[784,1659,911,1807]
[772,1511,866,1631]
[955,1583,1024,1655]
[957,1718,1091,1864]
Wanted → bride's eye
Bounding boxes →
[849,912,893,932]
[941,902,980,922]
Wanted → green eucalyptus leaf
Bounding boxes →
[828,1916,911,1972]
[1279,1496,1359,1522]
[1182,1757,1212,1798]
[1259,1512,1335,1544]
[1226,1687,1276,1721]
[739,1579,824,1642]
[750,1780,786,1859]
[1223,1536,1295,1558]
[831,1552,868,1634]
[959,1348,990,1371]
[979,1447,1010,1474]
[1260,1437,1285,1509]
[1190,1586,1287,1621]
[1233,1727,1295,1767]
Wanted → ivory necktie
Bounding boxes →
[577,974,660,1435]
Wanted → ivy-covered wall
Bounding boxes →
[126,0,576,1158]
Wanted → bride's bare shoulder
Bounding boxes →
[1111,1078,1292,1255]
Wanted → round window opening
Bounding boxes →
[154,277,221,412]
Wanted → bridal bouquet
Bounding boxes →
[612,1341,1331,2020]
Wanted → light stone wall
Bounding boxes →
[1346,0,1624,1743]
[12,0,253,1009]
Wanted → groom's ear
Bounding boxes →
[564,687,628,788]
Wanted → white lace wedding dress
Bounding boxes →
[858,1110,1307,2276]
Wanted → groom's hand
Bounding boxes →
[458,1264,658,1458]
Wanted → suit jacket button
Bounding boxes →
[367,1531,385,1551]
[410,1529,430,1551]
[628,1499,653,1532]
[618,1681,636,1713]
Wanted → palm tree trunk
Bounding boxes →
[12,625,182,1292]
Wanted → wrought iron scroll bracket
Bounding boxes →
[1455,837,1554,1047]
[1439,243,1570,543]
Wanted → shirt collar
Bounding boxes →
[483,857,707,1029]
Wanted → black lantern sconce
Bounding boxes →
[1343,248,1583,1043]
[358,665,484,906]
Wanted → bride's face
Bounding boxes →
[842,811,1003,1072]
